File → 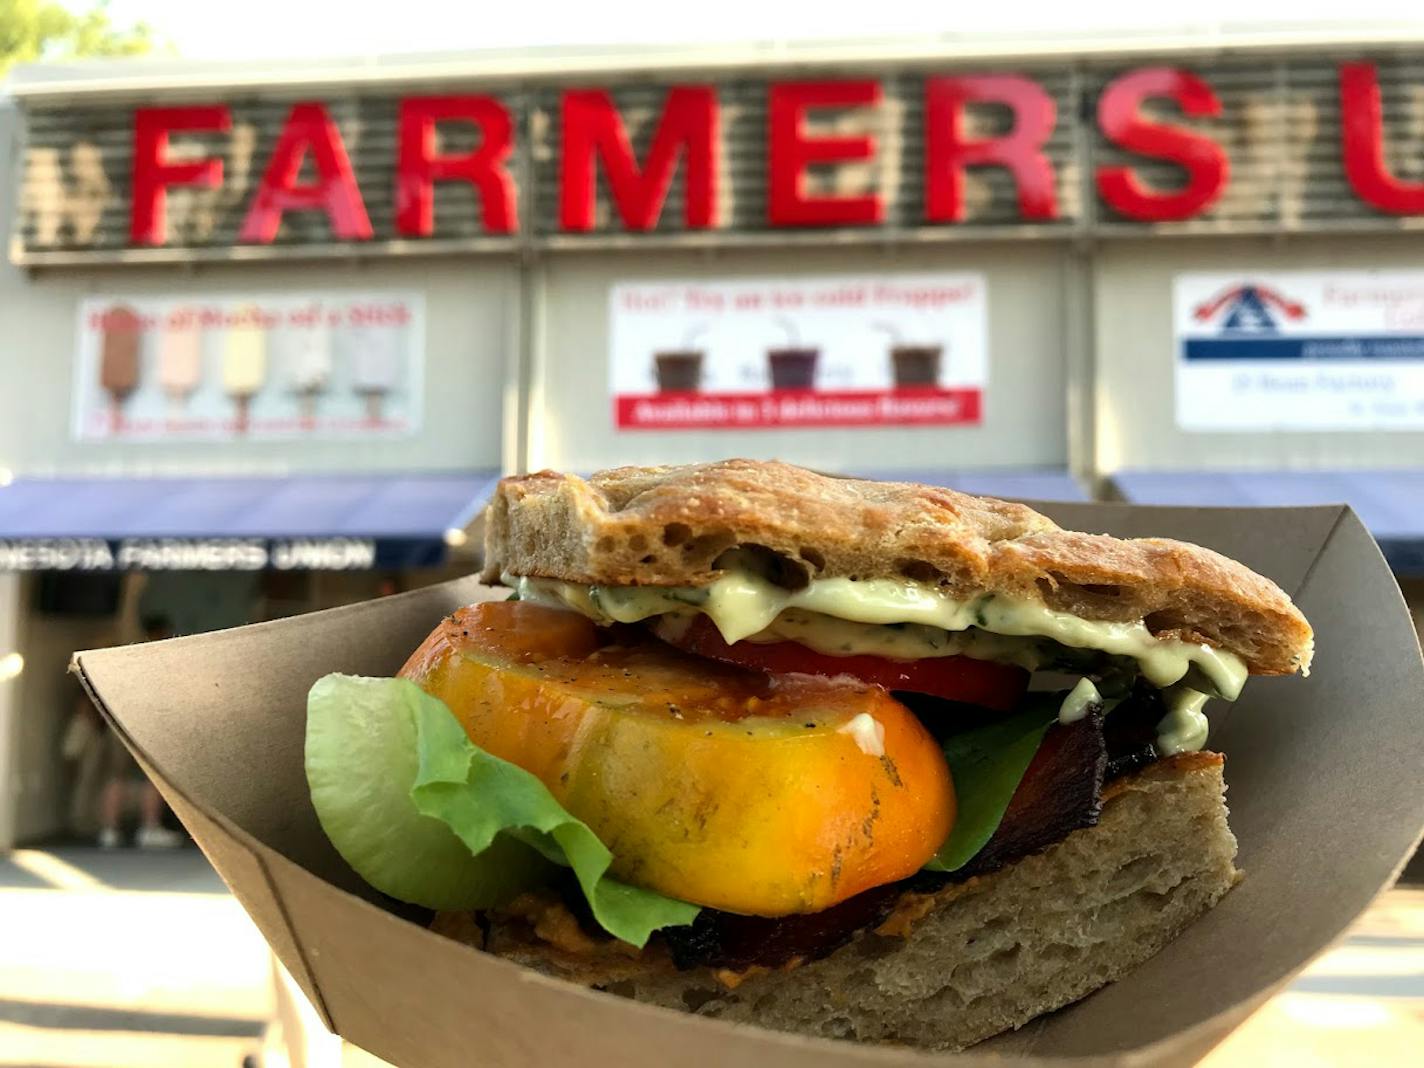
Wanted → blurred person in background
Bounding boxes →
[64,615,184,849]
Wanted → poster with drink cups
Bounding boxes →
[608,273,987,430]
[72,293,424,441]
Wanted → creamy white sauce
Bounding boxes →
[1058,678,1102,725]
[1155,688,1212,755]
[837,713,886,757]
[510,569,1248,702]
[754,609,1050,671]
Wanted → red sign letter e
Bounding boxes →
[768,81,884,227]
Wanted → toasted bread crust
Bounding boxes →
[481,460,1312,676]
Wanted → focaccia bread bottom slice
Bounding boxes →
[455,753,1239,1053]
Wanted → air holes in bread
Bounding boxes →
[1079,583,1125,598]
[715,544,811,591]
[824,1017,855,1040]
[1036,573,1135,617]
[662,522,692,547]
[1143,611,1185,635]
[897,559,945,584]
[682,987,721,1011]
[683,530,736,562]
[1040,572,1125,599]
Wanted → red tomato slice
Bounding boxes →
[663,616,1029,712]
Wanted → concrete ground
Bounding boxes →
[0,845,1420,1068]
[1202,884,1424,1067]
[0,844,271,1068]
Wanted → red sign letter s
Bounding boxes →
[1096,68,1228,222]
[130,106,232,246]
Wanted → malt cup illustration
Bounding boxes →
[653,323,707,391]
[891,344,943,386]
[767,317,819,389]
[873,322,943,388]
[654,350,704,391]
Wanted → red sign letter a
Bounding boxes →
[240,102,373,243]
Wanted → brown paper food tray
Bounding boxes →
[72,502,1424,1068]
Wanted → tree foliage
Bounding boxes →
[1,0,157,77]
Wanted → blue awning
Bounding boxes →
[1112,469,1424,575]
[0,472,500,571]
[854,468,1088,502]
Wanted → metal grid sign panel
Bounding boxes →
[12,49,1424,264]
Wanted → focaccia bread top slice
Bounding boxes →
[480,459,1313,676]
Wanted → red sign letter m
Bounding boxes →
[560,86,719,231]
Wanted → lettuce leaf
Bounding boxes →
[307,674,548,910]
[408,682,701,946]
[923,700,1058,873]
[306,674,700,947]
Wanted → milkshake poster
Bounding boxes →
[72,292,424,442]
[608,273,987,430]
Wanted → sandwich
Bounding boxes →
[304,460,1314,1051]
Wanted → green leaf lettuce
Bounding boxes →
[306,674,699,947]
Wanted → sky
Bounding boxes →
[101,0,1424,61]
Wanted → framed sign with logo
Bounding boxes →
[608,273,988,430]
[1175,272,1424,431]
[72,292,425,442]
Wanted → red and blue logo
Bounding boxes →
[1180,281,1424,362]
[1192,284,1307,333]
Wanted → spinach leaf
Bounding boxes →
[923,698,1058,873]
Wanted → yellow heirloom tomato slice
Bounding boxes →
[400,600,955,917]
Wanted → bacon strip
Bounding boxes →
[951,711,1106,880]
